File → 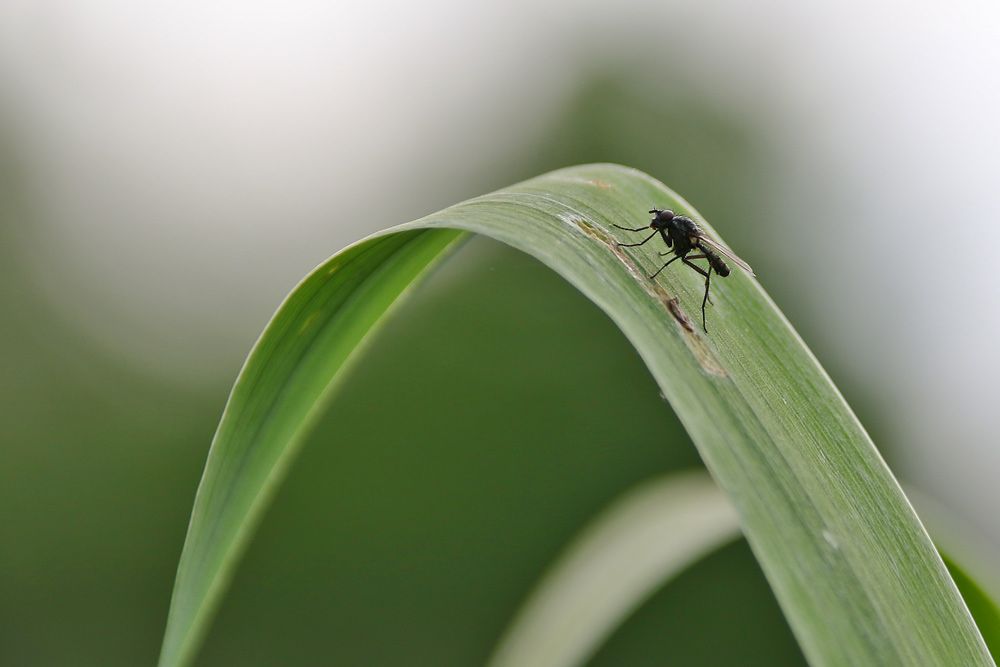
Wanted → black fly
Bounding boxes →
[614,209,755,333]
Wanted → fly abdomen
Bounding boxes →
[702,246,731,277]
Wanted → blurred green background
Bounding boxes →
[0,64,819,665]
[2,4,998,665]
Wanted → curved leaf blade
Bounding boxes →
[159,164,993,667]
[158,228,470,667]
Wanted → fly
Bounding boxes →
[614,208,755,333]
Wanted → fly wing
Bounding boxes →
[696,234,756,276]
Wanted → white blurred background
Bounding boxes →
[1,0,999,645]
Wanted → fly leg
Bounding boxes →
[612,225,657,247]
[650,254,681,279]
[682,255,712,302]
[681,257,713,333]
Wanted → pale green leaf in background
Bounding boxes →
[487,471,741,667]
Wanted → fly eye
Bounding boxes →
[650,209,674,225]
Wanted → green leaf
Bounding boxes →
[159,164,993,667]
[943,553,1000,660]
[487,471,741,667]
[906,488,1000,660]
[158,228,471,667]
